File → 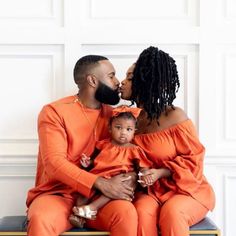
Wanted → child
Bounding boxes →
[69,105,153,227]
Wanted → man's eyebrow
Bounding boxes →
[108,71,115,76]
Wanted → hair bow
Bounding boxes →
[112,105,142,119]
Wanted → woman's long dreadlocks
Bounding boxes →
[131,46,180,121]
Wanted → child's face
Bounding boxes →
[110,117,136,145]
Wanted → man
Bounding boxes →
[26,55,138,236]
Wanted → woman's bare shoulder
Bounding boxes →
[168,106,188,121]
[160,106,188,128]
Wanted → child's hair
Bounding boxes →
[109,112,137,127]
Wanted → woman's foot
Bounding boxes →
[73,205,97,220]
[69,214,86,228]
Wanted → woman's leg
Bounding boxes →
[86,200,138,236]
[159,194,209,236]
[27,194,74,236]
[133,192,160,236]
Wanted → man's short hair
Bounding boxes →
[73,55,108,87]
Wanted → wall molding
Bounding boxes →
[205,156,236,166]
[223,174,236,236]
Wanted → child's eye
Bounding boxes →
[127,128,133,131]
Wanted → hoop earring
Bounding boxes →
[129,100,135,107]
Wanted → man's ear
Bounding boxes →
[86,75,98,88]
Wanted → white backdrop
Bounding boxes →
[0,0,236,235]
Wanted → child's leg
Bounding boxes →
[69,195,89,228]
[75,195,89,206]
[73,195,111,220]
[89,194,111,211]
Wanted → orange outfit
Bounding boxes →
[133,119,215,236]
[26,95,138,236]
[90,139,151,178]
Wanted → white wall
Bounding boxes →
[0,0,236,235]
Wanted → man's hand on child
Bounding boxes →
[94,175,134,201]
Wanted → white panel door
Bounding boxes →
[0,1,236,235]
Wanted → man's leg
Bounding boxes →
[133,193,160,236]
[27,194,74,236]
[86,200,138,236]
[159,194,209,236]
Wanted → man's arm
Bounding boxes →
[38,105,98,197]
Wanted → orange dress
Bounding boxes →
[90,139,152,178]
[26,95,112,207]
[133,119,215,211]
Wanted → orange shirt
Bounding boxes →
[133,119,215,211]
[26,95,112,207]
[90,139,152,178]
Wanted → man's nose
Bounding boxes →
[114,77,120,87]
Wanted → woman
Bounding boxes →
[120,46,215,236]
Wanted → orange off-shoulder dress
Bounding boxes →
[90,139,151,178]
[133,119,215,236]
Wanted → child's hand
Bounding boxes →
[80,153,91,168]
[137,168,171,187]
[137,171,154,187]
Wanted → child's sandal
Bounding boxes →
[74,205,97,220]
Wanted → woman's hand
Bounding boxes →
[138,168,171,187]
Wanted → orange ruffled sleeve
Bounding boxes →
[162,121,205,195]
[160,121,215,211]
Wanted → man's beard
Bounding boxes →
[95,81,120,105]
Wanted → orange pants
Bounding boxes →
[27,195,137,236]
[133,193,209,236]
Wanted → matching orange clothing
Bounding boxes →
[133,119,215,236]
[26,95,138,236]
[26,95,215,236]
